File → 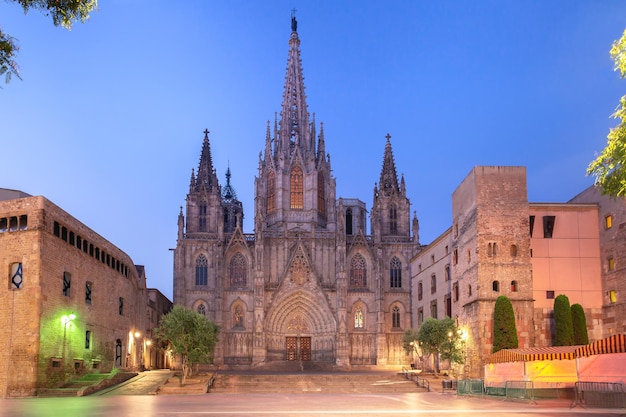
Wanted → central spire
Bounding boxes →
[278,12,312,157]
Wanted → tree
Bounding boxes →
[415,317,463,374]
[155,305,220,386]
[1,0,97,84]
[492,296,518,353]
[587,29,626,196]
[554,294,574,346]
[402,328,422,368]
[571,303,589,345]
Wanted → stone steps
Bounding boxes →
[210,372,427,394]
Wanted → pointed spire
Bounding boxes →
[317,121,326,163]
[189,168,195,192]
[195,129,220,192]
[222,163,238,202]
[265,120,272,160]
[379,133,400,196]
[279,12,311,157]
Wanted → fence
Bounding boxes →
[504,380,535,402]
[571,381,626,409]
[457,379,484,396]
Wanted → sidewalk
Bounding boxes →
[94,369,174,396]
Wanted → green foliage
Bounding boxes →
[554,294,574,346]
[588,29,626,196]
[155,305,220,385]
[571,303,589,345]
[416,317,464,371]
[1,0,97,85]
[402,328,420,355]
[492,296,518,353]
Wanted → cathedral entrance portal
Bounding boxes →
[285,336,311,361]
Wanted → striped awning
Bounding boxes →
[485,335,626,364]
[574,334,626,358]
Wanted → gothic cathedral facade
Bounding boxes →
[173,17,420,369]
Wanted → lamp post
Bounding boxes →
[61,313,76,365]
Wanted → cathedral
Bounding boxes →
[172,16,420,369]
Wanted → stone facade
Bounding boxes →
[410,166,619,377]
[172,18,421,369]
[0,190,149,397]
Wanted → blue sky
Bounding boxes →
[1,1,625,300]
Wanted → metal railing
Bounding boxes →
[401,367,430,392]
[571,381,626,409]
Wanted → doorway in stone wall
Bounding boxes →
[285,336,311,361]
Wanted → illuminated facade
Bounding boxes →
[172,17,421,369]
[411,166,620,377]
[0,189,150,397]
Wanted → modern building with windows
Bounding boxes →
[0,189,151,397]
[410,166,621,377]
[172,16,421,369]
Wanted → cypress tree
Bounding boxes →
[492,296,518,353]
[571,303,589,345]
[554,294,574,346]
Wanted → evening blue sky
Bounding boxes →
[2,1,626,300]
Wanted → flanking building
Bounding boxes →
[410,166,621,377]
[0,189,156,397]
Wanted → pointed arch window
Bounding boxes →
[354,306,364,329]
[290,166,303,209]
[199,203,207,232]
[390,204,398,234]
[230,253,247,287]
[349,253,367,289]
[345,208,353,235]
[197,304,206,316]
[195,254,208,286]
[317,173,325,216]
[267,171,276,213]
[390,256,402,288]
[392,305,401,328]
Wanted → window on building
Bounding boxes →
[233,304,244,329]
[445,293,452,318]
[430,300,438,319]
[267,171,276,213]
[392,306,401,328]
[10,262,23,290]
[63,272,71,297]
[488,242,497,257]
[529,215,535,237]
[510,244,518,257]
[417,282,423,300]
[85,282,92,304]
[197,304,206,316]
[453,282,459,302]
[85,330,91,349]
[445,245,449,255]
[453,249,458,265]
[290,166,303,209]
[390,204,397,234]
[417,307,424,325]
[349,254,367,288]
[445,265,450,282]
[69,231,75,246]
[18,215,27,231]
[492,280,500,292]
[468,284,472,297]
[199,203,207,232]
[608,257,615,272]
[543,216,556,238]
[605,215,613,230]
[431,274,437,294]
[431,254,435,265]
[9,216,17,232]
[318,173,325,217]
[454,223,458,238]
[546,290,555,299]
[230,253,247,287]
[61,226,68,241]
[119,297,124,315]
[354,306,364,329]
[195,254,208,286]
[345,208,353,235]
[390,257,402,288]
[0,218,7,233]
[511,280,518,292]
[609,290,617,304]
[467,248,471,263]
